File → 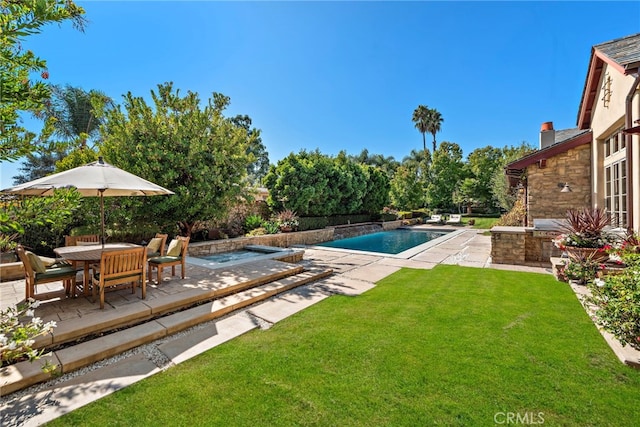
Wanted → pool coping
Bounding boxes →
[301,227,467,259]
[186,245,304,270]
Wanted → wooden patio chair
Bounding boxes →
[64,234,100,246]
[146,233,168,258]
[148,236,190,284]
[64,234,100,270]
[92,247,147,309]
[15,245,78,300]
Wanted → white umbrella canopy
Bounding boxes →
[1,157,174,245]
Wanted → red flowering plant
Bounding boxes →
[552,207,619,250]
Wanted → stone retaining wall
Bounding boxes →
[189,228,334,257]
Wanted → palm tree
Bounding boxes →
[40,85,113,149]
[412,105,430,152]
[426,108,444,152]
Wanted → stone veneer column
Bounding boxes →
[490,226,526,264]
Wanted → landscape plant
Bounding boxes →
[1,299,57,373]
[495,198,526,226]
[244,214,264,234]
[586,232,640,350]
[553,207,618,249]
[275,209,299,231]
[0,189,81,255]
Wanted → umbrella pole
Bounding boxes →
[100,190,105,248]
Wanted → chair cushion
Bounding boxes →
[166,239,182,257]
[149,256,181,265]
[147,237,163,253]
[35,266,77,281]
[38,256,58,267]
[25,251,47,274]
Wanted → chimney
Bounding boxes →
[540,121,555,149]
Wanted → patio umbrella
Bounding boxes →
[1,157,174,246]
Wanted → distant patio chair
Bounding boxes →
[148,236,190,284]
[64,234,100,246]
[446,214,462,225]
[425,215,442,224]
[16,245,78,300]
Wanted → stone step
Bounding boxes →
[33,261,304,350]
[1,268,332,397]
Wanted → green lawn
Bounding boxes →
[51,266,640,426]
[463,216,499,229]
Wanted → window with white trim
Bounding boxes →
[604,127,625,158]
[603,128,627,228]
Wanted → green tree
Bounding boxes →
[100,82,252,237]
[333,151,368,215]
[412,105,430,152]
[41,84,113,149]
[402,148,432,207]
[265,150,334,216]
[389,165,423,210]
[230,114,269,185]
[12,147,66,184]
[360,165,390,215]
[426,108,444,152]
[349,148,399,178]
[0,0,86,161]
[264,150,386,217]
[491,142,536,211]
[464,146,503,210]
[426,142,465,209]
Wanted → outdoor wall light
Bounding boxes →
[558,182,572,193]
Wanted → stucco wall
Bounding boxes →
[589,62,640,231]
[526,144,591,226]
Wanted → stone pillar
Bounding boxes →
[490,226,526,264]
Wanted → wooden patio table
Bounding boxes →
[54,243,146,296]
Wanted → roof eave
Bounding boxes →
[506,131,592,171]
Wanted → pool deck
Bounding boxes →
[3,226,637,426]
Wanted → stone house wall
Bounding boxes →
[526,144,591,226]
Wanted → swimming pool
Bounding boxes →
[317,229,453,255]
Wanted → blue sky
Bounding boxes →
[2,1,639,187]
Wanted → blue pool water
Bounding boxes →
[318,229,452,255]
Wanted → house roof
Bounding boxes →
[506,128,592,174]
[577,33,640,129]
